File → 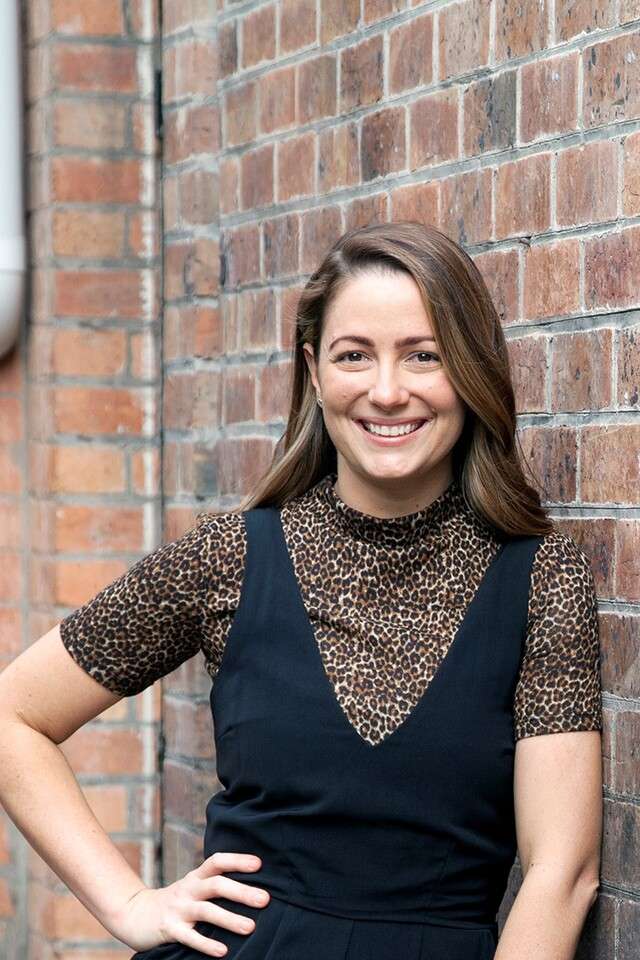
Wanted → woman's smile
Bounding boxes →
[354,417,432,444]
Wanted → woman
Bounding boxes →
[0,221,602,960]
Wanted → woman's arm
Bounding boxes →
[495,729,602,960]
[0,624,149,936]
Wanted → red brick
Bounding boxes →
[164,305,223,361]
[343,194,388,231]
[163,0,211,35]
[53,270,145,319]
[439,168,493,246]
[410,89,458,170]
[517,425,577,503]
[50,328,127,378]
[258,362,292,422]
[623,131,640,218]
[320,0,360,43]
[130,331,157,381]
[507,336,547,413]
[52,0,124,35]
[54,559,127,607]
[131,447,160,497]
[463,71,516,157]
[521,53,579,143]
[60,728,145,776]
[555,0,616,40]
[127,210,160,259]
[53,44,137,93]
[164,699,213,760]
[318,122,359,192]
[616,521,640,602]
[618,324,640,409]
[34,445,126,494]
[51,157,141,204]
[179,168,218,225]
[223,224,261,287]
[364,0,404,19]
[495,154,551,240]
[259,67,296,135]
[163,760,211,826]
[599,614,639,698]
[550,329,612,412]
[164,104,220,164]
[242,4,276,68]
[583,34,640,128]
[263,214,300,279]
[0,501,20,550]
[52,210,126,259]
[297,56,337,125]
[495,0,549,62]
[555,515,615,597]
[238,289,278,352]
[0,554,21,603]
[280,0,316,54]
[300,207,342,275]
[557,140,618,227]
[224,82,258,148]
[340,36,384,112]
[361,106,406,181]
[53,100,126,149]
[581,425,640,504]
[584,226,640,311]
[390,180,439,227]
[276,135,314,203]
[522,240,580,321]
[0,398,22,444]
[163,371,221,431]
[438,0,491,81]
[219,157,239,216]
[241,143,275,209]
[169,39,218,101]
[218,20,238,78]
[214,437,275,497]
[53,505,144,553]
[0,448,21,495]
[223,367,256,424]
[389,14,433,94]
[473,248,520,327]
[53,387,152,437]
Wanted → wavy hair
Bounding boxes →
[233,220,553,537]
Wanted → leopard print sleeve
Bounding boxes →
[513,530,603,741]
[58,510,246,697]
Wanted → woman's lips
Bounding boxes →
[355,418,432,445]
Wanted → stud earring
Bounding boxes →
[316,394,323,407]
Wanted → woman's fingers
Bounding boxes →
[194,851,262,878]
[169,924,230,957]
[201,874,270,907]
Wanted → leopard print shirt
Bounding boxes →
[59,472,603,746]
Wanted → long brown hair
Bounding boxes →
[233,220,553,537]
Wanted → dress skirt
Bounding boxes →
[130,894,499,960]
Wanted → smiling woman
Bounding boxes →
[0,221,602,960]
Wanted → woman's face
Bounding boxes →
[303,268,467,511]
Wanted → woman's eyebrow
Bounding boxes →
[328,335,437,350]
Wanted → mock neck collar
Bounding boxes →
[313,472,468,547]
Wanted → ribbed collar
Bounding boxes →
[313,471,468,548]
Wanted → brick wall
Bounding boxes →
[0,1,638,957]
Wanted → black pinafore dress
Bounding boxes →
[132,506,542,960]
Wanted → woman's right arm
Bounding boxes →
[0,623,149,934]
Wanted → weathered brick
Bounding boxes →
[223,367,256,424]
[473,248,520,327]
[53,100,126,149]
[320,0,360,44]
[179,168,218,225]
[224,82,258,148]
[52,0,124,36]
[276,134,314,203]
[507,335,547,413]
[53,505,144,553]
[517,424,577,503]
[439,168,493,246]
[53,386,153,437]
[583,34,640,128]
[555,0,616,41]
[495,154,551,240]
[550,329,612,412]
[242,4,276,69]
[618,324,640,409]
[241,143,275,209]
[300,206,342,275]
[581,424,640,504]
[223,224,261,287]
[521,53,579,142]
[463,71,516,156]
[584,226,640,311]
[556,140,618,227]
[438,0,491,81]
[53,270,145,319]
[410,89,459,170]
[50,328,127,378]
[361,106,406,181]
[297,56,337,125]
[495,0,549,62]
[259,66,296,135]
[389,14,433,94]
[52,210,126,259]
[318,122,359,192]
[53,43,137,93]
[599,613,640,698]
[263,214,300,279]
[340,35,384,112]
[51,157,142,204]
[238,289,278,352]
[280,0,316,54]
[522,240,580,321]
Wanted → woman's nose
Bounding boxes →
[368,367,410,407]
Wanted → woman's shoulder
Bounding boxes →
[530,525,596,587]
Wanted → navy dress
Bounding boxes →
[131,506,543,960]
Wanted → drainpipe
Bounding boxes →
[0,1,26,360]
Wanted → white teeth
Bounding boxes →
[362,420,425,437]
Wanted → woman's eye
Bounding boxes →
[413,351,439,362]
[338,351,367,362]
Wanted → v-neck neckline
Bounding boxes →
[273,507,509,751]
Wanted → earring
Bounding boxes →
[316,394,323,407]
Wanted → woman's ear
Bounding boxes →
[302,343,320,394]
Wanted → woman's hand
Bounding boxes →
[112,851,271,957]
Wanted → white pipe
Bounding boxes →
[0,1,26,359]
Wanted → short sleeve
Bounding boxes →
[513,530,603,741]
[59,511,245,697]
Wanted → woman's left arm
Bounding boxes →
[494,728,602,959]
